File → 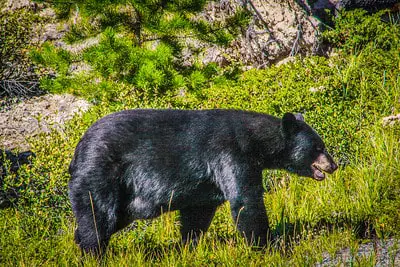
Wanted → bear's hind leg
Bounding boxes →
[180,205,218,246]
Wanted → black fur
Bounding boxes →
[68,109,336,254]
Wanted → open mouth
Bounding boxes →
[311,164,326,181]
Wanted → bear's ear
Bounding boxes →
[282,113,301,135]
[294,113,304,122]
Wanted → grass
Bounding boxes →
[1,123,399,265]
[2,211,397,266]
[2,9,400,266]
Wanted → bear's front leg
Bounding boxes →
[180,205,218,246]
[229,185,269,247]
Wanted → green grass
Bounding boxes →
[2,9,400,266]
[0,207,367,265]
[1,105,399,266]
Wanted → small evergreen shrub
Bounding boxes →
[323,9,400,54]
[30,0,249,102]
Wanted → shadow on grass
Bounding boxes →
[271,217,379,254]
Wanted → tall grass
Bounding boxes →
[1,117,399,266]
[266,125,400,236]
[1,9,400,266]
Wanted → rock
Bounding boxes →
[0,94,91,150]
[57,36,101,55]
[1,0,38,12]
[199,0,400,67]
[317,238,400,266]
[198,0,328,67]
[382,114,400,126]
[41,23,68,42]
[38,7,56,18]
[69,62,93,75]
[310,85,326,93]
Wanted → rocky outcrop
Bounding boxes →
[200,0,400,67]
[0,94,91,150]
[199,0,325,67]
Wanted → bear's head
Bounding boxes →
[281,113,338,180]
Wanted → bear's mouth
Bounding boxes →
[311,164,326,181]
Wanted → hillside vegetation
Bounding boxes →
[1,7,400,266]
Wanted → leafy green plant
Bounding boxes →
[31,0,250,102]
[31,43,72,77]
[323,9,400,54]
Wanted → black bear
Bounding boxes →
[68,109,337,254]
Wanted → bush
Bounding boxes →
[323,9,400,54]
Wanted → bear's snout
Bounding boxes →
[317,153,337,172]
[311,153,338,180]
